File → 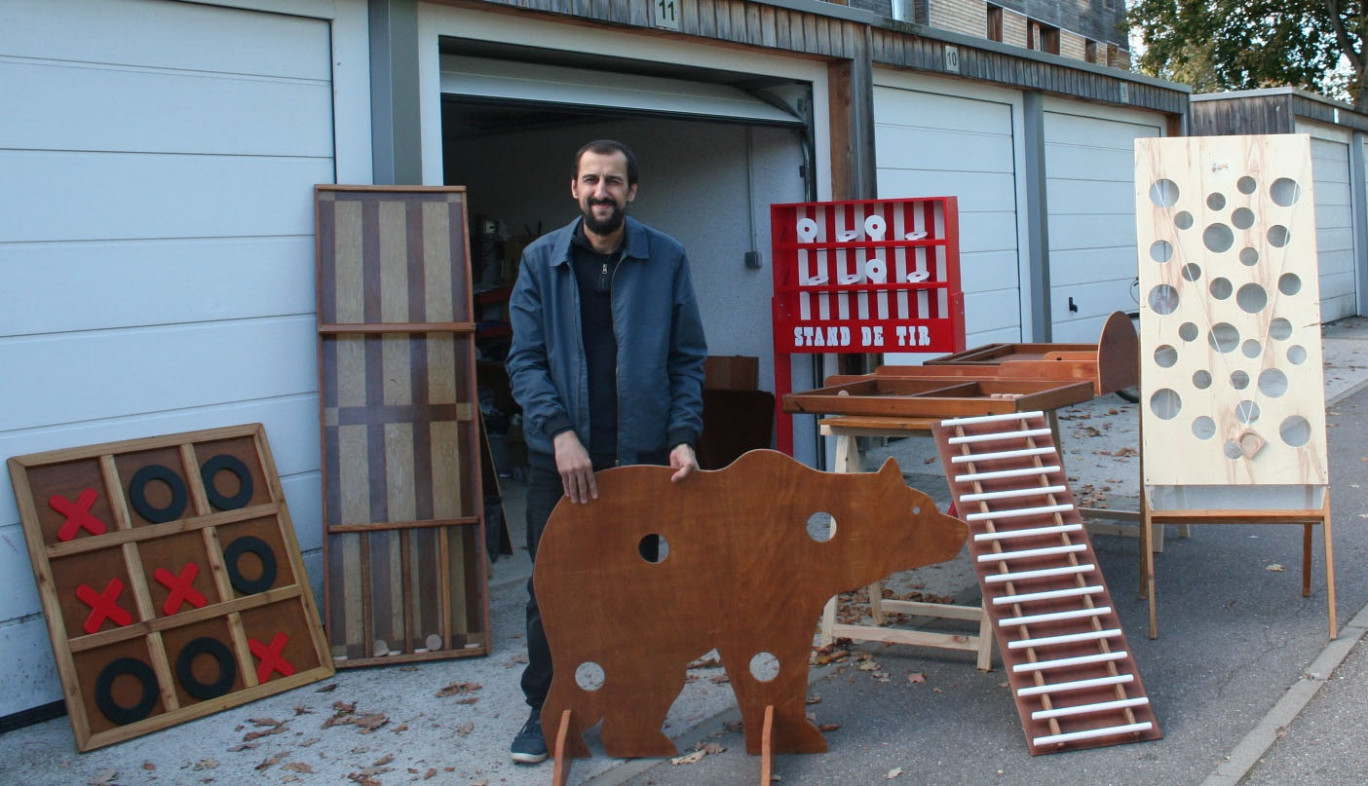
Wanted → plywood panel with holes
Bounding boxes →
[315,186,488,666]
[6,424,333,751]
[1135,135,1327,495]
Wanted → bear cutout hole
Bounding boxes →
[749,652,780,683]
[638,534,668,564]
[575,661,606,691]
[806,512,837,543]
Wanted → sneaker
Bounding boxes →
[510,709,548,764]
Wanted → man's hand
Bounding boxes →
[668,443,699,483]
[553,431,597,503]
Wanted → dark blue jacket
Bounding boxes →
[506,216,707,464]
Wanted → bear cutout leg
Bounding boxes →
[597,656,690,758]
[717,641,827,756]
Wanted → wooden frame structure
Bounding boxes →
[315,185,489,666]
[1134,135,1335,639]
[7,424,332,751]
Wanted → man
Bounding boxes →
[504,139,708,763]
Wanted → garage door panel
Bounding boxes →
[961,249,1021,285]
[1044,112,1159,145]
[1317,224,1355,254]
[964,289,1023,335]
[1,237,316,336]
[1046,178,1135,215]
[879,169,1018,213]
[1043,144,1138,179]
[1,151,333,242]
[1049,214,1136,252]
[875,125,1015,173]
[1049,247,1137,287]
[874,86,1013,133]
[0,0,330,81]
[0,317,318,432]
[2,60,333,156]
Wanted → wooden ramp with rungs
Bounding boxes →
[932,411,1162,755]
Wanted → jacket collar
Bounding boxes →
[554,216,648,267]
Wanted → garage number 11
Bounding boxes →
[653,0,681,31]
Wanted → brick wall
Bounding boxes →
[1002,8,1028,48]
[1059,30,1086,61]
[930,0,988,38]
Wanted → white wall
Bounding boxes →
[0,0,371,717]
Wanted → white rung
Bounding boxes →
[1034,722,1153,747]
[963,485,1067,502]
[948,428,1053,445]
[985,564,1093,583]
[999,606,1111,626]
[1008,629,1121,650]
[1013,651,1128,673]
[994,585,1103,605]
[966,503,1075,522]
[977,543,1087,563]
[955,465,1061,483]
[1017,674,1133,696]
[951,446,1055,464]
[1032,697,1150,721]
[942,411,1045,426]
[975,523,1082,542]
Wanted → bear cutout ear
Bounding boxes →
[876,457,902,481]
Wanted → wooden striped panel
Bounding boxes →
[933,412,1161,755]
[315,186,489,667]
[6,424,332,751]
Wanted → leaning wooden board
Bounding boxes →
[7,424,332,751]
[315,185,489,666]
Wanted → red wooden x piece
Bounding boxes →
[153,562,208,615]
[75,578,132,634]
[49,488,107,542]
[249,632,295,683]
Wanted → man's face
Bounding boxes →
[572,150,637,236]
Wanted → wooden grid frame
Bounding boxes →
[315,185,489,667]
[7,424,333,751]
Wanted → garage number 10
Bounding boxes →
[653,0,681,31]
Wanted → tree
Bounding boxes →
[1127,0,1368,111]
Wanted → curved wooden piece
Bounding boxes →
[1095,310,1139,395]
[760,704,775,785]
[536,449,967,760]
[551,708,573,786]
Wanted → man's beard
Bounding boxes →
[582,199,625,235]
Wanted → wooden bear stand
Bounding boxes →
[535,449,968,785]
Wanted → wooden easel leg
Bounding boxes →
[552,709,573,786]
[1323,492,1337,639]
[975,600,994,671]
[760,704,775,786]
[1302,523,1313,597]
[1142,501,1158,639]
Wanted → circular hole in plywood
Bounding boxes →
[1288,345,1308,364]
[1281,415,1312,447]
[1240,247,1259,266]
[1150,388,1182,420]
[639,534,669,564]
[1271,178,1301,206]
[1232,207,1255,230]
[1270,318,1294,340]
[1259,369,1289,397]
[1242,339,1262,358]
[1238,176,1258,195]
[1193,369,1213,389]
[1207,192,1227,211]
[1236,400,1260,423]
[1150,179,1181,207]
[1175,211,1194,230]
[1149,284,1181,315]
[1268,225,1291,248]
[1154,345,1179,367]
[1209,323,1240,354]
[1209,277,1233,300]
[1182,263,1203,281]
[1150,240,1174,263]
[1237,283,1268,313]
[1204,223,1235,253]
[750,652,780,683]
[1279,273,1302,296]
[806,512,837,543]
[1231,370,1250,390]
[1179,322,1200,342]
[1192,416,1216,440]
[575,661,606,691]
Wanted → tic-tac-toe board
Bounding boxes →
[7,424,333,751]
[1135,135,1327,501]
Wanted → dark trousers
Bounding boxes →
[519,464,563,710]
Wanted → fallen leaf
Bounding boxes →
[283,762,314,774]
[887,767,903,779]
[456,722,474,737]
[372,753,394,766]
[294,706,313,715]
[316,683,339,693]
[817,722,842,732]
[1267,564,1286,572]
[227,743,258,752]
[423,769,437,780]
[142,762,156,771]
[806,694,822,705]
[436,682,481,698]
[87,771,118,786]
[255,753,286,771]
[907,672,926,684]
[392,723,409,733]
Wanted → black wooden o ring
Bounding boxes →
[223,535,278,595]
[200,454,254,511]
[95,657,158,725]
[175,637,237,701]
[128,464,188,523]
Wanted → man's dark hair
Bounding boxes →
[574,139,639,186]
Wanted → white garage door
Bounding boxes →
[1044,102,1165,342]
[1300,126,1357,321]
[0,0,334,717]
[873,79,1023,346]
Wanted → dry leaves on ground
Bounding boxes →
[436,681,481,698]
[323,701,389,734]
[670,742,726,765]
[255,752,287,771]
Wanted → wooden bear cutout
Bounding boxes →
[536,449,968,765]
